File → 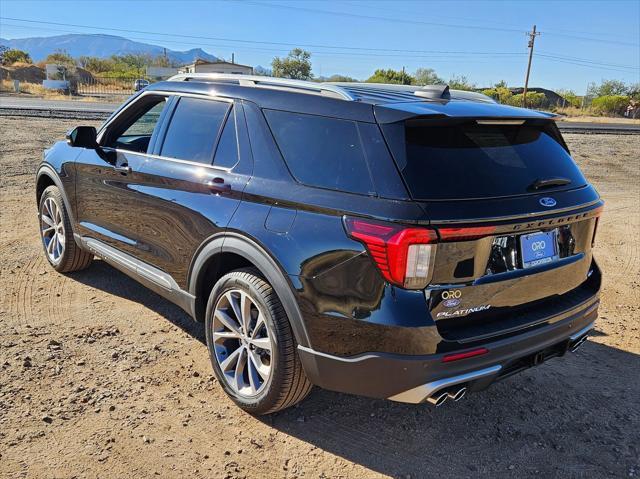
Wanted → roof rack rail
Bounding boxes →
[167,73,356,101]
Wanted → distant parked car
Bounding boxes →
[134,79,150,91]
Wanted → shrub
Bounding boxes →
[591,95,630,115]
[504,92,546,108]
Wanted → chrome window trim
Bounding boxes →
[99,90,236,172]
[97,90,233,144]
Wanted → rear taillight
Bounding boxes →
[345,217,497,289]
[344,217,437,289]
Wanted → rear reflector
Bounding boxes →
[442,348,489,363]
[438,226,496,242]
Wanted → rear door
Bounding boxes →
[131,95,252,287]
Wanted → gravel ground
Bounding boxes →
[0,117,639,479]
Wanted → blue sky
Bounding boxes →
[1,0,639,93]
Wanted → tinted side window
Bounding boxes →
[161,97,229,164]
[264,110,374,195]
[213,108,239,168]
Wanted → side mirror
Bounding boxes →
[66,126,98,149]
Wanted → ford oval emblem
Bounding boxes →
[443,298,461,308]
[539,197,557,207]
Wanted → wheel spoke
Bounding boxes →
[248,348,270,380]
[219,346,242,372]
[213,330,241,341]
[247,353,260,393]
[240,292,252,332]
[250,337,272,352]
[41,225,55,235]
[233,347,247,391]
[41,214,55,228]
[47,236,55,254]
[226,292,243,325]
[214,309,241,336]
[251,313,266,338]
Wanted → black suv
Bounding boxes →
[36,74,602,414]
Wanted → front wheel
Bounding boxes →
[39,185,93,273]
[205,268,312,414]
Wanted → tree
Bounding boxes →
[271,49,312,80]
[366,68,413,85]
[494,80,508,88]
[448,74,475,91]
[413,68,443,86]
[325,74,357,82]
[587,79,628,97]
[556,89,581,108]
[253,65,273,76]
[44,50,75,67]
[1,48,32,66]
[77,56,112,73]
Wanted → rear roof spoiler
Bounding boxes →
[374,100,560,124]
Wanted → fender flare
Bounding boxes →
[36,164,77,226]
[188,232,311,348]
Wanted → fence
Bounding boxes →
[74,76,150,96]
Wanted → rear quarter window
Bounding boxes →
[264,110,375,195]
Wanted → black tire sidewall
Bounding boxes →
[205,271,287,413]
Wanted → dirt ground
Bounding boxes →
[0,117,638,479]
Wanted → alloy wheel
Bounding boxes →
[40,197,65,263]
[212,289,273,397]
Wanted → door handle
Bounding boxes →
[207,177,231,192]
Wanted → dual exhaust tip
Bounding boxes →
[426,385,467,407]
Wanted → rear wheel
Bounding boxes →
[205,268,312,414]
[39,185,93,273]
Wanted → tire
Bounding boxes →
[39,185,93,273]
[205,267,312,414]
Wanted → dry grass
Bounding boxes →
[553,106,639,124]
[0,80,109,102]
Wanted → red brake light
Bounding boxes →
[344,217,437,289]
[442,348,489,363]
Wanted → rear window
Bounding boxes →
[382,120,587,200]
[264,110,374,195]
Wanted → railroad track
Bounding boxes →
[1,104,639,134]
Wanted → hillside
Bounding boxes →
[0,34,218,65]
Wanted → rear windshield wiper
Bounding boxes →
[528,177,571,191]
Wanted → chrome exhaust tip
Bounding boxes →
[449,387,467,402]
[426,392,448,407]
[570,335,588,352]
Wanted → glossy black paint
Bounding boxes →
[37,79,603,400]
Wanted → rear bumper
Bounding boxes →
[297,298,598,402]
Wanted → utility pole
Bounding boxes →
[523,25,540,108]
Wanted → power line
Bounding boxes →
[246,1,639,47]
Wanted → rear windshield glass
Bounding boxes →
[382,120,587,200]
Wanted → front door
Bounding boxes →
[74,94,171,258]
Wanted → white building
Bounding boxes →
[178,59,253,75]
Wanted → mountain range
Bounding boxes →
[0,34,218,65]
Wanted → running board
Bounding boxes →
[77,235,196,318]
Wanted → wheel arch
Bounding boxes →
[36,165,76,225]
[188,232,311,348]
